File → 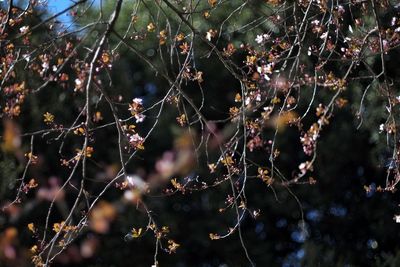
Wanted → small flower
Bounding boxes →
[134,113,145,123]
[19,26,29,33]
[208,163,216,173]
[179,42,190,54]
[255,92,262,101]
[42,61,49,70]
[22,54,30,62]
[132,98,143,105]
[299,162,307,174]
[147,22,155,32]
[206,33,211,41]
[130,134,142,143]
[255,35,264,44]
[129,98,144,117]
[176,114,186,126]
[337,5,345,14]
[379,124,385,133]
[75,78,83,91]
[234,93,242,102]
[206,29,217,41]
[391,17,397,26]
[311,20,320,26]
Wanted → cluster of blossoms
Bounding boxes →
[255,33,271,44]
[300,124,319,156]
[122,124,144,150]
[128,98,146,123]
[256,62,274,81]
[128,133,144,150]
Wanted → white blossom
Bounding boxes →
[206,31,212,41]
[42,62,49,70]
[391,17,397,26]
[320,32,328,40]
[19,26,29,33]
[255,35,264,44]
[132,98,143,105]
[245,97,251,106]
[22,54,30,62]
[311,20,320,26]
[134,113,146,123]
[130,133,143,143]
[255,93,261,102]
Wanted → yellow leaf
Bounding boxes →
[167,239,180,253]
[208,0,217,7]
[271,97,281,104]
[221,156,234,166]
[209,233,220,240]
[30,245,38,254]
[43,112,54,124]
[175,33,185,42]
[131,227,142,238]
[27,223,36,233]
[234,93,242,102]
[53,221,65,233]
[171,178,182,190]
